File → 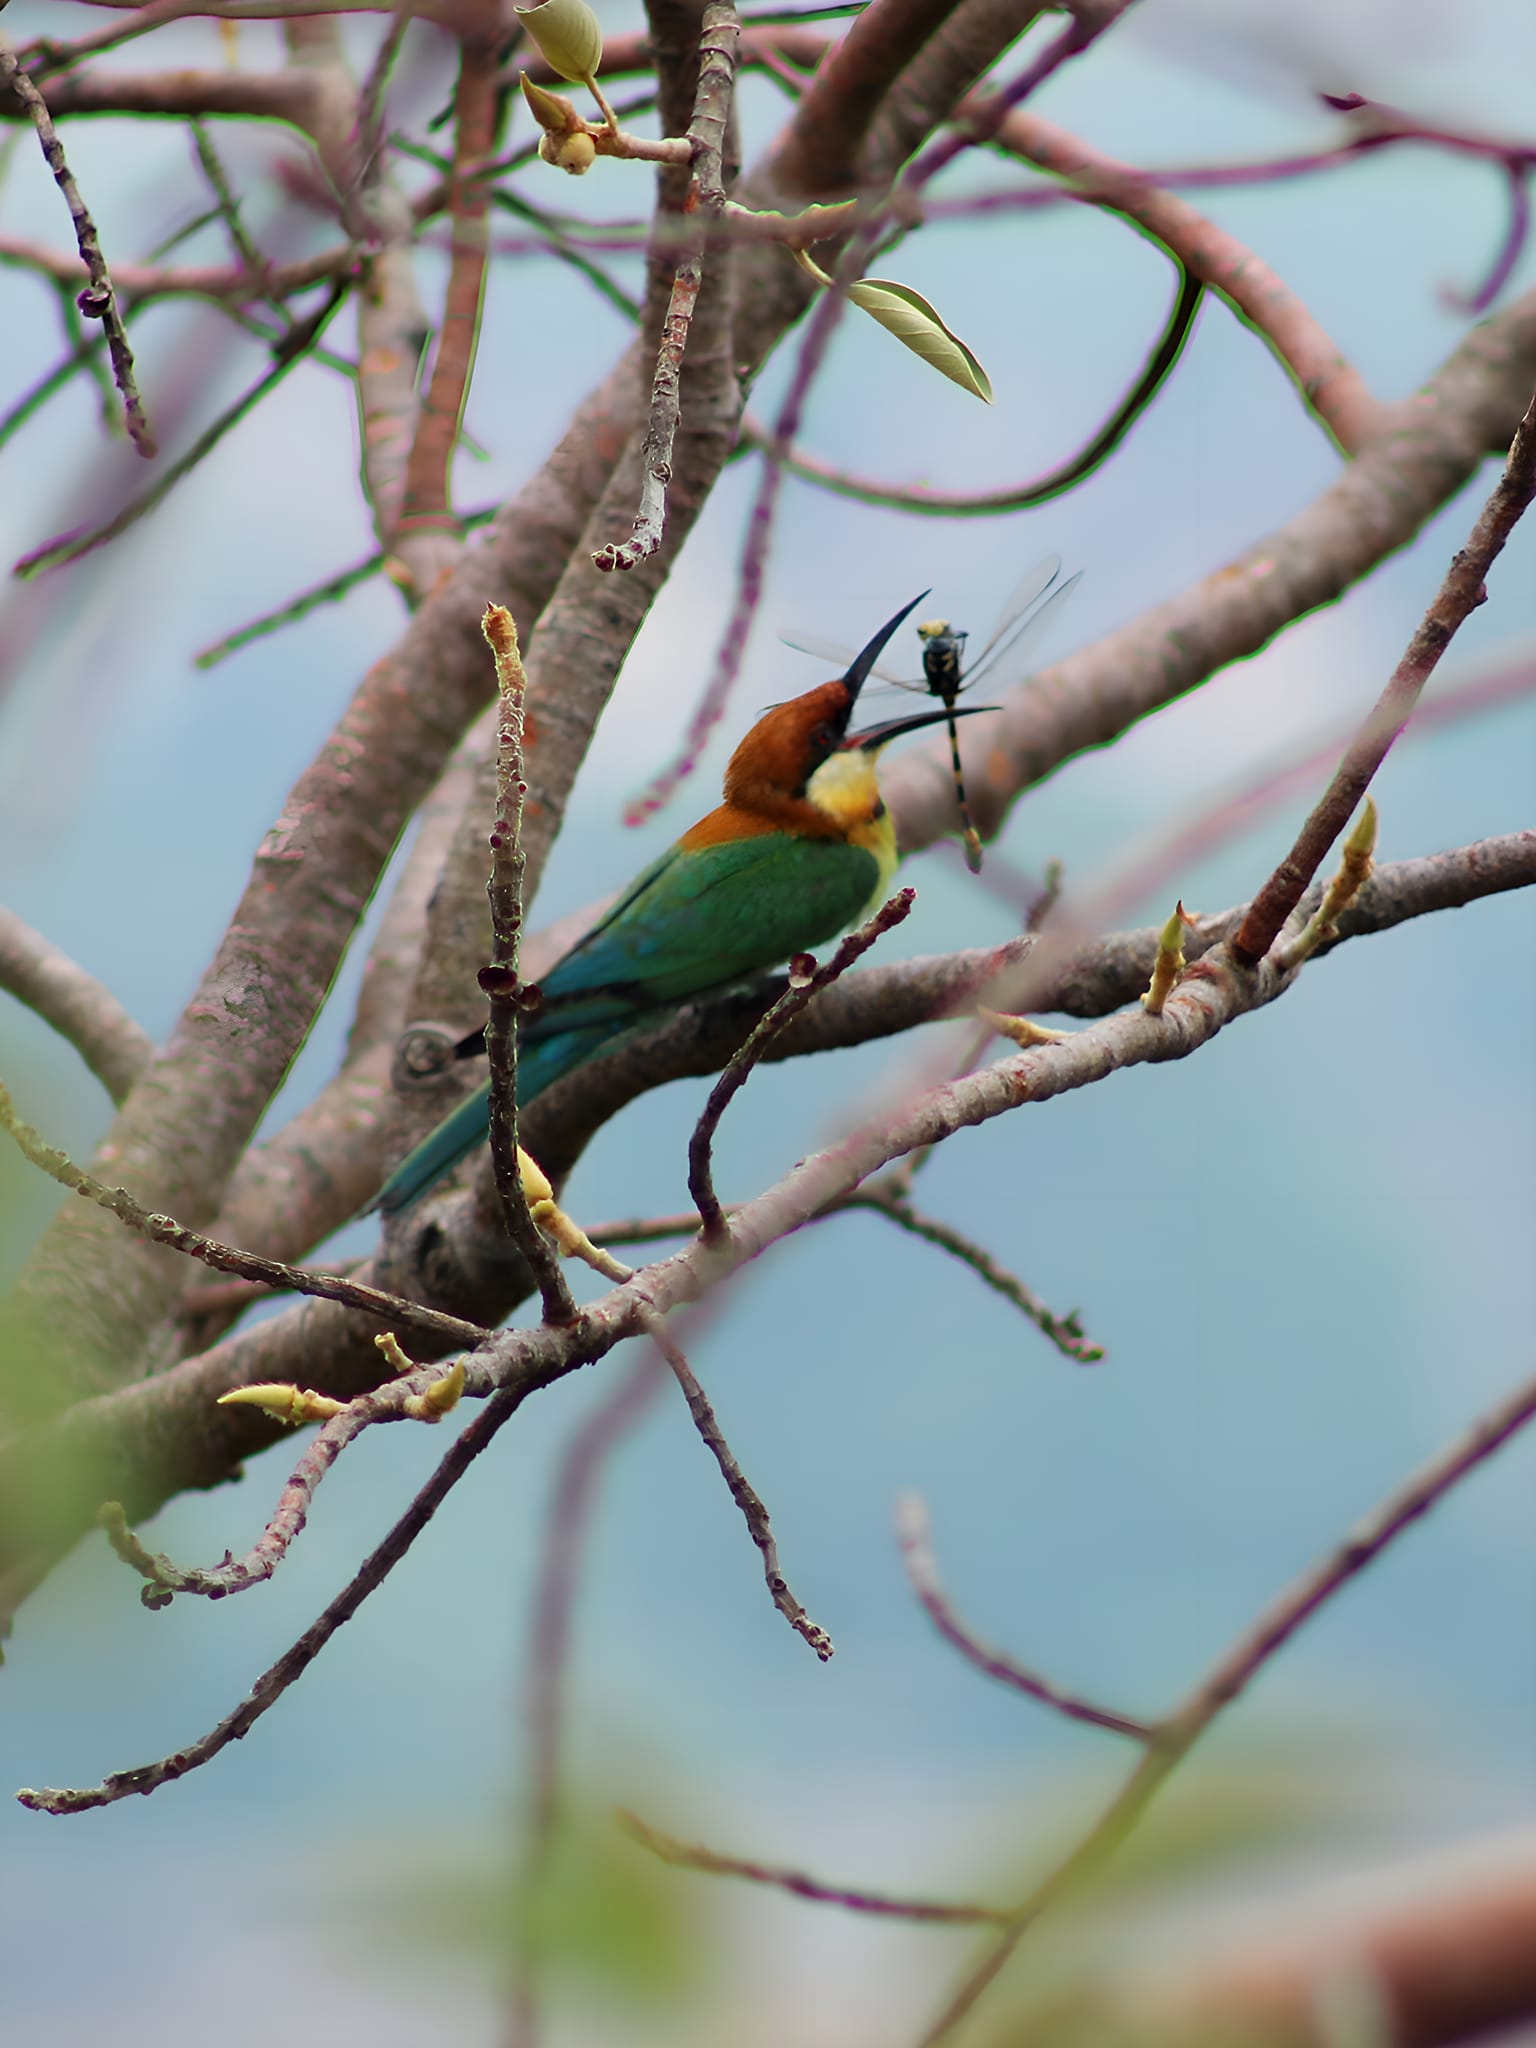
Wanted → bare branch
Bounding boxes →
[738,260,1203,515]
[481,606,576,1324]
[618,1807,1008,1922]
[879,287,1536,859]
[592,1,740,572]
[993,108,1381,451]
[651,1315,832,1658]
[688,890,914,1235]
[17,1379,525,1817]
[0,1079,489,1351]
[921,1358,1536,2041]
[0,908,153,1104]
[393,33,497,590]
[1234,383,1536,962]
[98,1350,471,1607]
[4,863,1530,1600]
[0,41,154,455]
[843,1186,1103,1365]
[897,1494,1149,1736]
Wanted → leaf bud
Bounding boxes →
[516,0,604,85]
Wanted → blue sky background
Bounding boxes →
[0,3,1533,2042]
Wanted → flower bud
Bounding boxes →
[516,0,603,85]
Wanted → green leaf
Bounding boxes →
[845,278,993,402]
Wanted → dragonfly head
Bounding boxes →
[917,619,968,698]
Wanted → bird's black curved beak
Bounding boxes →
[834,591,930,733]
[846,703,998,753]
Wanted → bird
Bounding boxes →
[374,591,994,1215]
[785,555,1080,874]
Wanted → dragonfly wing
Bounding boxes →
[967,565,1082,693]
[965,555,1062,671]
[780,631,912,687]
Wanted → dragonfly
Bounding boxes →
[785,556,1081,872]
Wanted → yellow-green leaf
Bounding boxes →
[516,0,604,85]
[845,277,993,402]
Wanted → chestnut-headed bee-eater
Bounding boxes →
[375,592,993,1215]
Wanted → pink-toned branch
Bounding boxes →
[619,1808,1009,1923]
[898,1494,1148,1735]
[738,261,1202,517]
[393,34,497,585]
[688,890,914,1235]
[879,288,1536,861]
[1234,383,1536,962]
[592,0,740,572]
[12,832,1527,1607]
[0,907,154,1104]
[921,1356,1536,2041]
[650,1315,833,1658]
[0,43,154,455]
[992,107,1382,453]
[844,1187,1103,1364]
[0,1078,488,1350]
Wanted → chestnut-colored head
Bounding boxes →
[722,680,853,808]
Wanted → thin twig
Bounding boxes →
[623,271,850,820]
[0,1079,489,1349]
[0,41,155,455]
[897,1495,1147,1736]
[688,890,914,1235]
[738,262,1202,517]
[843,1188,1103,1365]
[191,503,500,668]
[591,0,739,572]
[920,1359,1536,2042]
[14,280,348,577]
[650,1314,832,1658]
[896,0,1136,200]
[992,107,1381,452]
[1091,649,1536,922]
[481,607,576,1323]
[618,1808,1007,1922]
[1451,161,1533,316]
[99,1350,472,1607]
[18,1381,525,1816]
[189,115,274,303]
[0,324,105,453]
[395,34,497,570]
[511,1347,670,2048]
[488,184,642,323]
[0,908,154,1104]
[569,1209,709,1248]
[353,7,411,195]
[1234,384,1536,963]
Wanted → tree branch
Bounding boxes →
[0,40,154,455]
[0,908,154,1104]
[1233,382,1536,961]
[879,287,1536,858]
[4,835,1527,1602]
[920,1356,1536,2041]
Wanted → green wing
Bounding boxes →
[530,834,880,1036]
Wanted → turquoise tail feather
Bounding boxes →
[373,1024,614,1215]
